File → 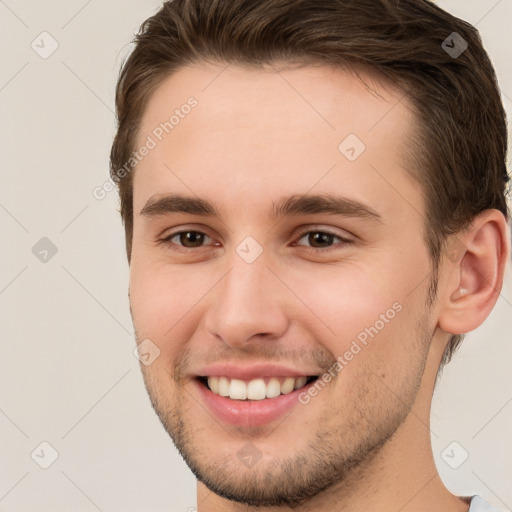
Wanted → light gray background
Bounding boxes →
[1,1,511,511]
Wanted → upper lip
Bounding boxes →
[195,362,319,381]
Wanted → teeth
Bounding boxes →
[208,377,219,394]
[229,379,247,400]
[218,377,230,397]
[266,378,281,398]
[280,377,295,394]
[247,379,266,400]
[294,376,307,390]
[206,376,311,400]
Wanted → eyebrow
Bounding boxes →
[139,193,382,223]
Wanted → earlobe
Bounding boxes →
[438,209,510,336]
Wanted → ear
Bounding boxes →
[438,209,511,335]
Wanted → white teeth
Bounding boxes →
[266,378,281,398]
[229,379,247,400]
[247,379,266,400]
[280,377,295,394]
[205,376,311,400]
[208,377,219,394]
[218,377,230,397]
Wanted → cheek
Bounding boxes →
[286,260,426,379]
[284,261,400,345]
[129,257,213,361]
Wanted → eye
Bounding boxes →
[160,230,216,252]
[294,229,352,251]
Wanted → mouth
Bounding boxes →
[193,363,324,426]
[197,375,319,401]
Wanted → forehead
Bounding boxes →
[133,61,420,221]
[138,61,412,145]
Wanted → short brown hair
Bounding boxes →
[110,0,510,366]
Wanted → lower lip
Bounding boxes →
[193,379,315,428]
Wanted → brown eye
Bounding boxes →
[177,231,206,248]
[305,232,336,248]
[161,230,214,250]
[295,230,352,251]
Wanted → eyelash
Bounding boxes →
[158,228,353,254]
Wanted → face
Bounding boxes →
[128,62,438,507]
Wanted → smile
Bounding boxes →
[199,376,318,400]
[193,363,323,426]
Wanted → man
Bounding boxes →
[110,0,510,510]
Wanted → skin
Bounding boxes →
[127,61,510,511]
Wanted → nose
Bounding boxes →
[202,250,289,348]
